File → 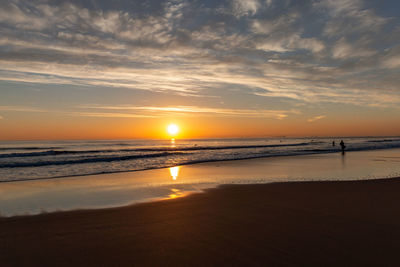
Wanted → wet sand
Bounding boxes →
[2,178,400,266]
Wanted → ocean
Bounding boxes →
[1,137,400,182]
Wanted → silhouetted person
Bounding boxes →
[332,141,335,146]
[340,140,346,154]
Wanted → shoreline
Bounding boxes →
[2,177,400,265]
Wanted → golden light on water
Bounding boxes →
[169,166,180,180]
[167,124,179,136]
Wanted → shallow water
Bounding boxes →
[1,148,399,217]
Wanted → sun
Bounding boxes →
[167,124,179,136]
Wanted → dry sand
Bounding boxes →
[1,178,400,266]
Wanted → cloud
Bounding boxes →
[307,115,326,123]
[382,56,400,69]
[380,46,400,69]
[232,0,261,17]
[0,115,3,119]
[79,105,293,119]
[332,37,376,59]
[255,33,325,53]
[314,0,388,37]
[0,1,48,30]
[0,106,45,112]
[71,112,157,118]
[251,11,299,35]
[0,103,293,120]
[0,0,399,115]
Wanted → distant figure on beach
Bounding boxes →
[340,140,346,154]
[332,141,335,146]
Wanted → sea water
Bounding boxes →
[1,137,400,182]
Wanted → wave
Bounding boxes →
[0,150,75,158]
[0,150,108,158]
[0,142,310,158]
[0,152,187,168]
[0,146,63,151]
[367,139,400,143]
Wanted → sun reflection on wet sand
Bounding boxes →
[169,188,183,199]
[169,166,180,180]
[167,188,191,199]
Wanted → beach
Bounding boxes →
[1,147,400,266]
[2,178,400,266]
[2,0,399,265]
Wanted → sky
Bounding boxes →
[0,0,399,140]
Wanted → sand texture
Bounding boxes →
[1,178,400,266]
